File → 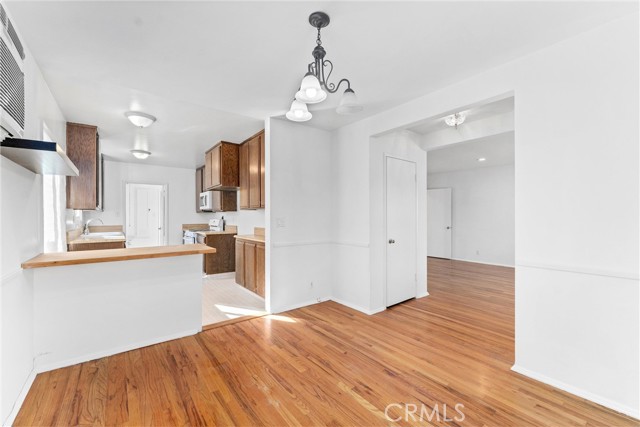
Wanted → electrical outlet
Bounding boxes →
[476,250,480,255]
[276,217,286,228]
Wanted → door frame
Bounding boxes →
[383,154,419,308]
[124,182,169,246]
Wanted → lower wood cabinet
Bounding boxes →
[197,233,236,274]
[235,238,265,297]
[67,241,125,251]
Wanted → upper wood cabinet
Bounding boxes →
[239,130,265,210]
[195,166,204,213]
[204,141,239,191]
[66,122,102,210]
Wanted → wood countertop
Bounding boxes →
[234,235,265,244]
[22,244,215,269]
[68,235,126,245]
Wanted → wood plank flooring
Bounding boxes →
[15,258,638,426]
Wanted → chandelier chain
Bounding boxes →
[316,27,322,46]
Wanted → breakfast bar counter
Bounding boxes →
[25,244,211,373]
[22,244,215,269]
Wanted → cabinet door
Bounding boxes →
[244,242,256,292]
[239,142,249,209]
[248,136,261,209]
[66,123,98,209]
[195,167,203,212]
[204,151,213,190]
[235,240,245,286]
[256,243,265,298]
[260,133,265,208]
[211,145,221,188]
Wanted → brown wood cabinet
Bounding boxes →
[66,122,101,210]
[195,166,204,213]
[235,236,265,297]
[204,142,239,191]
[235,239,245,286]
[67,241,125,251]
[239,130,265,210]
[197,232,236,274]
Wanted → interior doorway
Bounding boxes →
[385,156,418,307]
[125,183,167,248]
[427,188,452,259]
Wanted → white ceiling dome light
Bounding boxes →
[125,111,157,128]
[285,99,312,122]
[445,112,466,128]
[130,149,151,159]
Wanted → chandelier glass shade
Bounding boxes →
[445,112,466,127]
[287,12,362,121]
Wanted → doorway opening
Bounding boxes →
[125,183,167,247]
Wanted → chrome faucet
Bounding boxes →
[83,218,104,235]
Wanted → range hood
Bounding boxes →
[0,138,79,176]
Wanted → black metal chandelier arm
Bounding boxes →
[323,77,351,94]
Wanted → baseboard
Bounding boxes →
[511,364,639,419]
[450,257,514,268]
[331,298,385,315]
[272,297,331,314]
[35,328,201,373]
[3,367,36,426]
[204,272,235,280]
[416,291,429,299]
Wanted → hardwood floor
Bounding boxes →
[15,258,637,426]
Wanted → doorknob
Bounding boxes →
[388,239,396,244]
[446,226,451,230]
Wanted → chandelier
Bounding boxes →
[286,12,363,122]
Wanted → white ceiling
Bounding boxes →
[5,1,636,169]
[427,131,514,174]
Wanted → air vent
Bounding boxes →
[6,20,24,60]
[0,4,6,28]
[0,37,25,129]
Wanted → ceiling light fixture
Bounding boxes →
[477,157,486,162]
[286,11,362,122]
[130,149,151,159]
[445,112,466,128]
[125,111,156,128]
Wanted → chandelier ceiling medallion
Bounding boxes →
[286,12,363,122]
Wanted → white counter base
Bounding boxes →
[33,254,202,372]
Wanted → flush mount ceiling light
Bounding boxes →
[125,111,156,128]
[477,157,486,162]
[130,149,151,159]
[286,11,363,122]
[445,112,466,128]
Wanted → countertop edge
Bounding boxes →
[22,244,216,269]
[234,235,265,244]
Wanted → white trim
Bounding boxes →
[449,257,515,268]
[2,368,36,427]
[517,260,638,281]
[511,365,639,420]
[204,272,235,280]
[35,328,200,374]
[416,291,430,299]
[331,298,386,315]
[271,240,332,248]
[271,296,331,314]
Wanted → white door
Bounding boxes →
[427,188,452,259]
[126,183,165,248]
[386,157,417,307]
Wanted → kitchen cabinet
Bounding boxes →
[204,141,239,191]
[239,130,265,210]
[235,239,244,285]
[234,229,265,297]
[197,232,236,274]
[195,166,204,213]
[66,122,102,210]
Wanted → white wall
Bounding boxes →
[268,119,333,313]
[0,6,66,422]
[428,164,515,266]
[329,14,638,417]
[84,160,264,245]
